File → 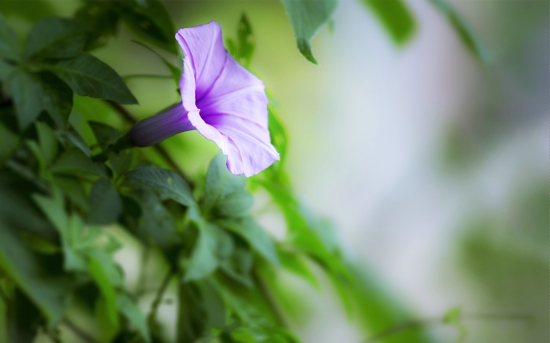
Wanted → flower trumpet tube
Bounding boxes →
[129,21,280,177]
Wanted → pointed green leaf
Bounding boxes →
[88,252,120,335]
[281,0,337,64]
[87,178,122,225]
[118,292,151,343]
[88,121,122,151]
[0,59,15,81]
[117,0,177,54]
[24,17,86,60]
[125,167,195,207]
[38,72,73,129]
[36,121,58,165]
[52,149,101,176]
[361,0,417,45]
[45,52,138,104]
[0,122,20,167]
[7,70,44,130]
[204,154,247,212]
[184,221,221,282]
[0,13,20,61]
[220,247,254,287]
[217,216,279,266]
[429,0,488,62]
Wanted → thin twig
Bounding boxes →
[62,319,96,343]
[147,267,174,327]
[252,270,288,328]
[104,100,194,187]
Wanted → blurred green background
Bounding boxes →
[3,1,547,342]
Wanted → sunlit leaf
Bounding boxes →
[88,252,120,339]
[87,178,122,225]
[118,292,152,343]
[126,167,195,207]
[361,0,417,45]
[7,69,44,130]
[24,17,86,60]
[45,52,138,104]
[280,0,337,64]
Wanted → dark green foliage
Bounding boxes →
[0,2,484,342]
[45,52,138,104]
[24,18,87,60]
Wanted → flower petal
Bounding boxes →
[176,22,279,176]
[176,22,227,102]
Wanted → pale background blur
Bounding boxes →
[6,1,547,342]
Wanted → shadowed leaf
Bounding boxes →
[45,52,138,104]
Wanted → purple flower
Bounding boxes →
[129,21,279,177]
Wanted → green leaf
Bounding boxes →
[131,40,181,87]
[24,17,86,60]
[204,154,247,212]
[88,121,122,151]
[125,167,195,207]
[0,192,71,325]
[117,292,152,343]
[429,0,488,62]
[87,178,122,225]
[267,103,288,169]
[109,149,134,178]
[229,13,255,68]
[88,252,120,338]
[53,176,88,210]
[0,122,20,167]
[52,149,101,176]
[36,121,58,165]
[45,52,138,104]
[443,306,467,342]
[0,13,20,61]
[57,129,92,157]
[38,72,73,129]
[0,59,15,81]
[278,249,319,289]
[217,216,279,266]
[220,247,254,288]
[73,1,120,50]
[184,208,222,282]
[7,70,44,130]
[117,0,178,54]
[126,188,176,248]
[361,0,417,45]
[280,0,337,64]
[215,191,254,218]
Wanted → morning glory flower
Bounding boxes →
[129,21,279,177]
